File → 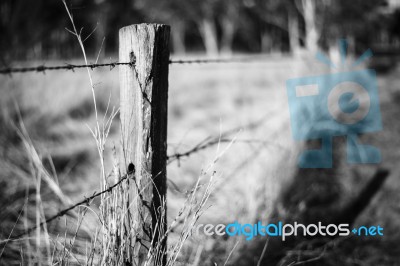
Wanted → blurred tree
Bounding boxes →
[0,0,396,60]
[389,9,400,41]
[135,0,192,54]
[299,0,388,53]
[0,0,97,61]
[96,0,143,57]
[137,0,244,56]
[245,0,298,53]
[216,0,243,55]
[195,0,220,56]
[301,0,318,52]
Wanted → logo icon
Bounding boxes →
[286,40,382,168]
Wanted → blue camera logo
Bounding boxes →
[286,40,382,168]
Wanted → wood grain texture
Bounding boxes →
[119,23,170,265]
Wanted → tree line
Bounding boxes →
[0,0,399,62]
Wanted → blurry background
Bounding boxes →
[1,0,400,60]
[1,0,400,265]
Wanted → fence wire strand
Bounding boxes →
[0,55,270,240]
[5,119,265,241]
[169,57,264,64]
[0,56,266,75]
[0,62,135,75]
[7,171,132,241]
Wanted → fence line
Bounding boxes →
[0,56,269,75]
[4,140,218,241]
[5,110,272,242]
[1,59,272,243]
[7,116,266,242]
[1,24,274,263]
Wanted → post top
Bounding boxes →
[119,23,170,34]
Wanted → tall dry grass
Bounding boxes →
[0,56,298,265]
[0,2,235,265]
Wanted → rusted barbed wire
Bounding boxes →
[0,56,269,75]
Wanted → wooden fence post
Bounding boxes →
[119,23,170,265]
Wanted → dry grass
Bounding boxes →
[1,36,400,265]
[0,54,297,264]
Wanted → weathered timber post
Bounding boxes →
[119,24,170,265]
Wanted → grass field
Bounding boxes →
[1,54,400,265]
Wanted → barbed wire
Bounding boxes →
[0,56,268,75]
[9,171,132,241]
[6,136,245,240]
[6,135,218,240]
[169,57,265,64]
[3,112,270,245]
[0,62,135,75]
[1,109,271,244]
[167,114,272,163]
[7,138,212,240]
